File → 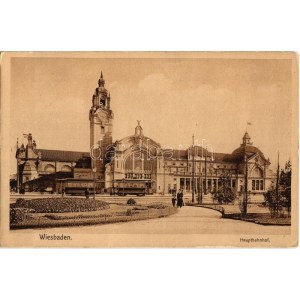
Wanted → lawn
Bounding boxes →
[187,202,291,226]
[10,197,177,229]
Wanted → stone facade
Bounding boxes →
[103,126,275,201]
[15,133,88,185]
[15,72,276,201]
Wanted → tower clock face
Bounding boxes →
[91,145,102,161]
[96,109,109,123]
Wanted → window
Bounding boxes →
[180,178,184,189]
[260,180,264,190]
[101,126,105,134]
[186,178,190,191]
[232,180,236,188]
[256,180,259,190]
[252,179,264,191]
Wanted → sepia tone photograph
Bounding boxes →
[0,52,298,247]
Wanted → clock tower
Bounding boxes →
[89,71,114,177]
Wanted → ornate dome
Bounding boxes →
[232,144,265,159]
[115,121,161,155]
[232,132,267,161]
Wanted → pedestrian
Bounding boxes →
[85,188,90,199]
[171,193,176,207]
[179,189,184,208]
[177,189,183,208]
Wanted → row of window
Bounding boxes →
[165,161,233,168]
[168,162,236,169]
[125,173,152,179]
[179,178,236,191]
[167,168,236,176]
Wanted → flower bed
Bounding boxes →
[10,207,35,224]
[11,197,109,213]
[10,202,178,229]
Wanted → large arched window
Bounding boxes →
[124,152,154,179]
[251,167,264,191]
[44,164,55,173]
[61,165,72,172]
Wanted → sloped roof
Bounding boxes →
[232,145,267,161]
[163,149,188,160]
[162,149,242,163]
[75,156,92,168]
[213,152,241,163]
[35,149,90,162]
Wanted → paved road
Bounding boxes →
[10,193,191,204]
[22,205,290,235]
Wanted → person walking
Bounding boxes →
[61,187,65,198]
[177,189,184,208]
[85,188,90,199]
[180,189,184,207]
[171,193,176,207]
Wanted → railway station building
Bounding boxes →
[15,72,276,201]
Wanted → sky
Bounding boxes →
[10,55,294,173]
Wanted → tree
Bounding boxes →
[238,190,251,215]
[264,160,291,217]
[212,173,236,204]
[279,160,291,217]
[264,185,283,217]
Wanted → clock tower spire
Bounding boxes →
[89,71,114,177]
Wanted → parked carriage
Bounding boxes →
[56,179,103,195]
[112,179,153,196]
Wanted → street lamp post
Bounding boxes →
[16,138,20,194]
[192,134,195,202]
[93,167,96,201]
[163,161,166,195]
[122,178,125,196]
[16,159,20,194]
[197,172,202,204]
[242,151,248,216]
[204,146,207,195]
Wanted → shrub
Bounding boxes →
[132,207,148,211]
[15,198,27,207]
[147,203,169,209]
[127,198,137,205]
[10,208,33,224]
[126,209,133,216]
[213,187,236,204]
